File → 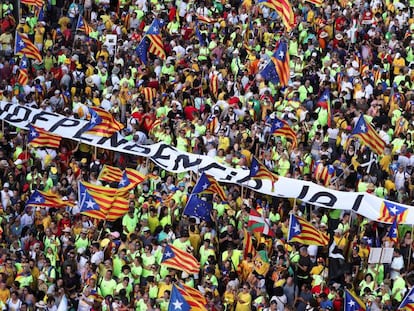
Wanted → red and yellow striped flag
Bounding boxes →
[98,165,123,183]
[21,0,43,7]
[27,125,62,149]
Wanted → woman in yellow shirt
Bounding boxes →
[235,284,252,311]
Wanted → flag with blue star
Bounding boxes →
[183,194,213,221]
[136,36,150,65]
[76,15,93,35]
[349,114,385,155]
[287,214,329,246]
[344,289,366,311]
[14,32,42,62]
[27,190,74,208]
[378,201,408,223]
[387,217,398,244]
[192,172,226,201]
[118,168,145,193]
[27,124,62,149]
[398,286,414,310]
[78,182,107,220]
[161,244,200,275]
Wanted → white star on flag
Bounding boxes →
[348,300,355,307]
[408,293,414,302]
[293,223,301,233]
[85,199,96,210]
[253,165,259,173]
[393,228,398,235]
[275,121,282,128]
[34,195,42,203]
[164,251,172,258]
[202,183,209,190]
[18,40,24,47]
[323,95,329,100]
[119,178,127,186]
[30,130,37,138]
[152,26,158,32]
[172,299,183,310]
[90,115,98,125]
[359,124,366,132]
[390,206,399,215]
[278,50,284,59]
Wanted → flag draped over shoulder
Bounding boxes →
[348,115,385,155]
[27,190,74,208]
[27,125,62,149]
[14,32,42,62]
[317,89,332,127]
[161,244,200,275]
[84,107,124,138]
[288,214,329,246]
[192,172,226,201]
[248,208,275,237]
[271,117,297,149]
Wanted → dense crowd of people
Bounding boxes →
[2,0,414,310]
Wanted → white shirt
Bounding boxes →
[91,250,104,265]
[390,255,404,280]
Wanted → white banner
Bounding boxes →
[1,102,413,224]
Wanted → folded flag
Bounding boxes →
[28,124,62,149]
[27,190,74,208]
[248,208,275,237]
[288,214,329,246]
[387,217,398,244]
[17,55,29,86]
[192,172,226,201]
[161,244,200,275]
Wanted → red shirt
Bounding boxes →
[184,105,198,121]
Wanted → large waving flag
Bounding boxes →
[146,18,166,60]
[84,107,124,138]
[98,165,123,183]
[259,41,290,87]
[399,287,414,310]
[248,208,275,237]
[161,244,200,275]
[17,55,29,86]
[27,190,74,208]
[288,214,329,246]
[28,125,62,149]
[78,182,129,221]
[192,172,226,201]
[378,201,408,223]
[76,15,93,35]
[21,0,43,7]
[258,0,295,31]
[388,217,398,244]
[80,181,120,196]
[349,115,385,155]
[344,289,366,311]
[271,117,297,149]
[14,32,42,62]
[317,89,332,127]
[183,194,213,221]
[250,156,278,187]
[196,14,219,24]
[168,285,207,311]
[177,283,207,306]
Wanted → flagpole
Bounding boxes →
[408,224,414,269]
